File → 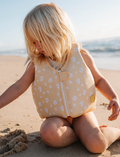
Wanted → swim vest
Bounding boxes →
[32,43,96,119]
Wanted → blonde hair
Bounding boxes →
[23,3,76,66]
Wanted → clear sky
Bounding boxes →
[0,0,120,51]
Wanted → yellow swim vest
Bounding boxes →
[32,43,96,119]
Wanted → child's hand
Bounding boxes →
[107,98,120,121]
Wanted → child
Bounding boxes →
[0,3,120,153]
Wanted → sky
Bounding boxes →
[0,0,120,51]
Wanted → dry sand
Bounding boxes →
[0,56,120,157]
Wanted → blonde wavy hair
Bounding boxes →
[23,3,76,65]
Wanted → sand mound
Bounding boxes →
[0,129,28,157]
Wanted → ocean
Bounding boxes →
[0,37,120,71]
[82,37,120,71]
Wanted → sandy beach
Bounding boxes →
[0,56,120,157]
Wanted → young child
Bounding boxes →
[0,3,120,153]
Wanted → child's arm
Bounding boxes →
[80,49,120,121]
[0,62,35,109]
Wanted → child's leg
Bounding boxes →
[73,111,120,153]
[40,116,79,147]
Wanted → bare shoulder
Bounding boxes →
[24,61,35,81]
[18,61,35,86]
[80,48,94,69]
[80,48,103,85]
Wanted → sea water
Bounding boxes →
[0,37,120,71]
[82,37,120,71]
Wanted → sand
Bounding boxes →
[0,56,120,157]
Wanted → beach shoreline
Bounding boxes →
[0,56,120,157]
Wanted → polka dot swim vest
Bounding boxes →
[32,43,96,119]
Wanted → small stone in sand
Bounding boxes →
[15,123,20,126]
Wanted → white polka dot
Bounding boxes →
[43,92,45,94]
[83,90,86,95]
[79,68,83,73]
[80,101,83,107]
[48,78,53,83]
[77,61,80,64]
[53,100,57,105]
[90,92,93,96]
[71,56,76,62]
[45,98,49,103]
[73,96,77,101]
[60,106,64,111]
[81,83,84,87]
[44,83,47,86]
[38,87,42,92]
[73,103,76,107]
[69,73,73,78]
[38,102,42,106]
[45,108,48,113]
[56,84,60,89]
[76,79,80,84]
[40,76,43,81]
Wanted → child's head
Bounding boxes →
[23,3,75,64]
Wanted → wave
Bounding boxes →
[82,37,120,53]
